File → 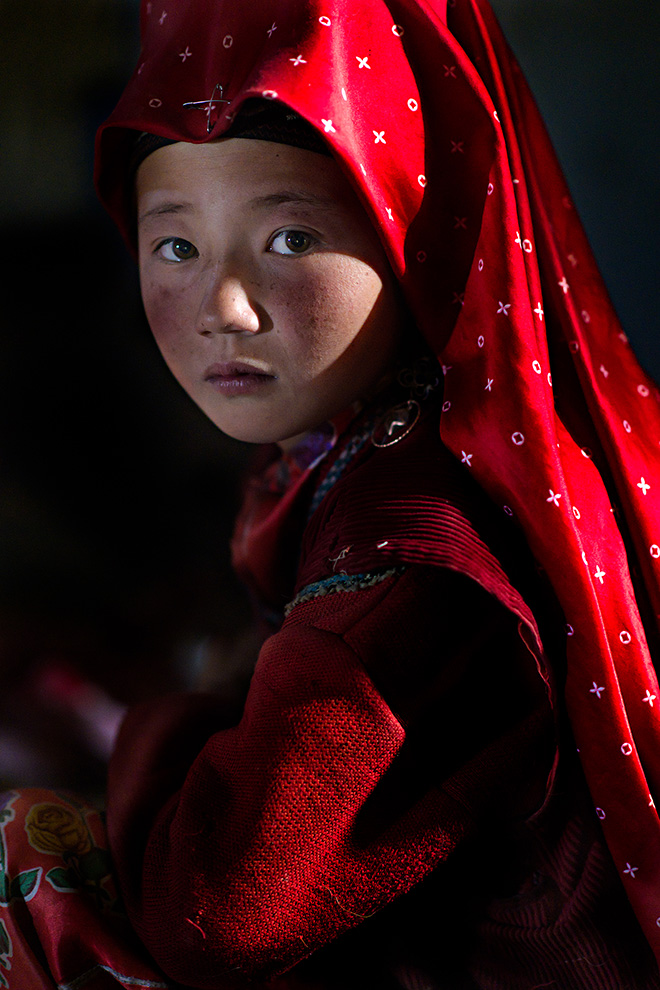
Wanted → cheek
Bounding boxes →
[141,281,191,355]
[346,267,389,328]
[282,262,386,366]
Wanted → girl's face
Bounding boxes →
[136,138,404,449]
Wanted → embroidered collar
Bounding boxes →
[260,404,363,496]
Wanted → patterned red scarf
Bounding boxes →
[96,0,660,960]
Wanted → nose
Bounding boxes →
[197,272,261,336]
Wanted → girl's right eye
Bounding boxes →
[155,238,199,262]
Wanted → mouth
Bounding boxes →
[204,361,276,394]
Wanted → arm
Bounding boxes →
[107,567,553,987]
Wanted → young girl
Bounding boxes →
[2,0,660,986]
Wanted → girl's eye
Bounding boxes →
[268,230,316,256]
[156,238,198,262]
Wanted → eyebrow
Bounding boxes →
[247,191,342,214]
[137,190,341,226]
[137,202,194,225]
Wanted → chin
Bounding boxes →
[199,398,330,448]
[211,418,304,448]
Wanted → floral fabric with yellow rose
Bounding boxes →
[0,790,171,989]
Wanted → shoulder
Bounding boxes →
[296,402,541,631]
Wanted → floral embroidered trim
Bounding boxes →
[284,567,403,615]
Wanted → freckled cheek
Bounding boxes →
[142,283,194,357]
[277,300,338,372]
[283,270,385,366]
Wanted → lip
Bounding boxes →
[204,361,276,396]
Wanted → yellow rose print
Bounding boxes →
[25,803,92,858]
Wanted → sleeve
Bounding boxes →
[107,566,554,988]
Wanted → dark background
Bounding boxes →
[0,0,658,789]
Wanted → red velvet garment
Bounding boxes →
[94,0,660,971]
[104,402,559,987]
[103,403,659,987]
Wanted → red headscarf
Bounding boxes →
[96,0,660,961]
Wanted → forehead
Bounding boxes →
[135,138,358,216]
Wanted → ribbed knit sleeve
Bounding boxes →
[107,567,552,987]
